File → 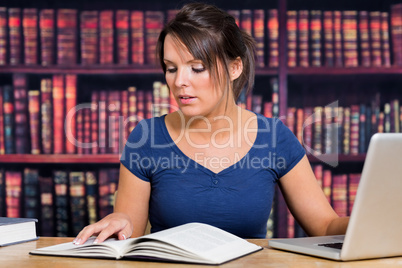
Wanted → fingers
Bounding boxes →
[73,213,132,245]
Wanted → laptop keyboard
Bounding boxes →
[318,242,343,249]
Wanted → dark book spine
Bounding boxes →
[69,171,87,236]
[130,11,144,65]
[98,169,116,219]
[144,11,164,65]
[23,168,40,219]
[0,7,7,65]
[342,11,358,67]
[76,108,84,154]
[85,171,98,225]
[253,9,265,68]
[99,10,114,65]
[0,87,4,154]
[28,90,40,154]
[358,104,366,153]
[323,11,334,67]
[310,10,322,67]
[116,10,129,65]
[57,9,77,65]
[54,170,69,237]
[390,4,402,66]
[333,11,343,67]
[381,12,391,67]
[40,78,53,154]
[39,9,55,66]
[348,173,361,215]
[5,171,22,218]
[83,107,91,154]
[3,85,15,154]
[287,11,297,67]
[358,11,371,67]
[13,73,29,154]
[350,105,360,155]
[0,169,4,216]
[271,77,279,118]
[80,10,98,65]
[22,8,38,65]
[8,8,22,65]
[298,10,309,67]
[39,176,54,236]
[98,91,108,154]
[369,11,382,67]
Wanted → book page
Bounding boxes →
[140,223,261,263]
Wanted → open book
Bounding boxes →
[30,222,262,264]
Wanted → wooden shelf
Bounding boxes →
[0,154,120,164]
[308,153,366,163]
[288,66,402,75]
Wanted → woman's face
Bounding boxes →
[163,34,230,120]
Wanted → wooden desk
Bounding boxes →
[1,237,402,267]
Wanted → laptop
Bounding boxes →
[269,133,402,261]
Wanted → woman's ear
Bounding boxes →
[229,57,243,81]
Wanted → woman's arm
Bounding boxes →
[278,155,349,236]
[73,164,151,244]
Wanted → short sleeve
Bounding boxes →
[120,119,152,182]
[273,119,306,179]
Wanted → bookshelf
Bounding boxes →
[0,0,401,239]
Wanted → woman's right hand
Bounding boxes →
[73,212,133,245]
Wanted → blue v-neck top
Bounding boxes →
[120,114,305,238]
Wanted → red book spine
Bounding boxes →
[381,12,391,67]
[296,108,304,144]
[39,9,55,66]
[52,74,65,154]
[13,73,29,154]
[41,78,53,154]
[298,10,309,67]
[303,107,313,153]
[145,11,164,65]
[65,74,77,154]
[39,175,54,236]
[57,9,77,65]
[28,90,40,154]
[5,171,22,218]
[310,10,322,67]
[333,11,343,67]
[23,8,38,65]
[263,101,273,118]
[130,11,144,65]
[120,90,129,147]
[342,11,358,67]
[323,11,334,67]
[287,11,297,67]
[286,107,296,135]
[98,91,108,154]
[116,10,129,65]
[358,11,371,67]
[0,7,7,65]
[390,4,402,66]
[348,173,361,215]
[369,11,382,67]
[76,108,84,154]
[253,9,265,68]
[267,9,279,68]
[91,91,99,154]
[8,8,22,65]
[99,10,114,65]
[80,10,98,65]
[0,87,4,154]
[332,174,348,217]
[127,86,137,135]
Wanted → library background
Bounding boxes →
[0,0,401,238]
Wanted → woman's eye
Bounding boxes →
[192,67,206,73]
[166,67,177,73]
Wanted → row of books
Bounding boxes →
[286,5,402,67]
[283,98,402,156]
[0,167,119,237]
[274,166,361,238]
[0,74,178,155]
[0,7,279,67]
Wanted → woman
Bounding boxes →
[74,3,348,245]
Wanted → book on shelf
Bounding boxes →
[98,168,118,219]
[310,10,322,67]
[54,170,69,237]
[5,171,22,218]
[253,9,265,68]
[323,11,334,67]
[23,168,40,219]
[22,8,38,65]
[57,9,77,65]
[65,74,77,154]
[80,10,99,65]
[298,10,309,67]
[39,9,55,66]
[13,74,29,154]
[30,222,262,265]
[359,11,371,67]
[333,10,343,67]
[8,8,22,65]
[0,87,4,154]
[69,172,87,236]
[28,90,40,154]
[287,10,297,67]
[52,74,65,154]
[370,11,382,67]
[39,176,54,236]
[381,12,391,67]
[267,9,279,68]
[0,7,7,65]
[3,85,14,154]
[0,169,3,216]
[0,217,38,247]
[130,10,144,65]
[342,11,358,67]
[116,10,129,65]
[40,78,52,154]
[145,11,164,65]
[99,10,114,65]
[391,3,402,66]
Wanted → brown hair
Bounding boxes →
[156,2,256,101]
